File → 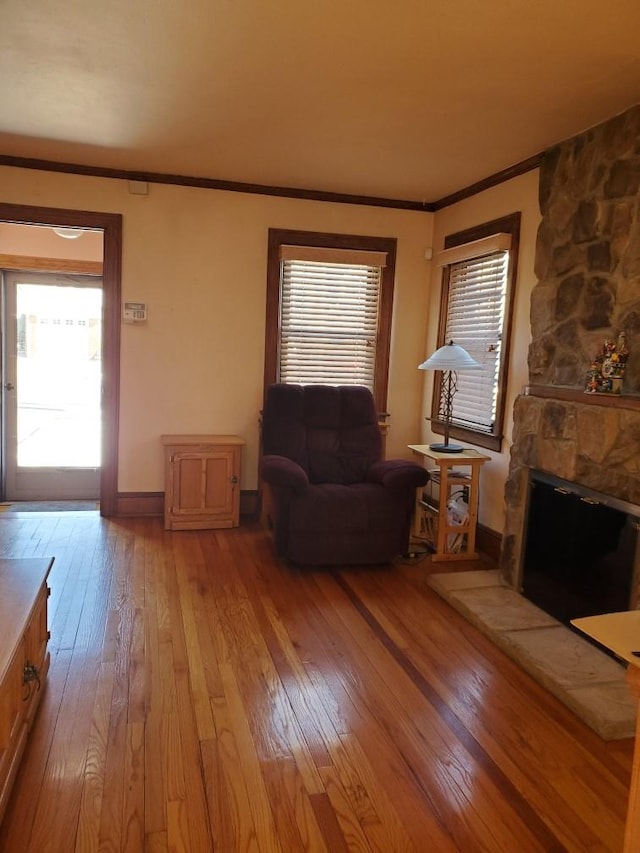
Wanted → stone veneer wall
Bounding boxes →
[531,105,640,388]
[501,104,640,599]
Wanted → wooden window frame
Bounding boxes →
[431,212,521,452]
[264,228,397,413]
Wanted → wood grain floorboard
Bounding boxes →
[343,562,632,849]
[0,515,634,852]
[331,571,565,850]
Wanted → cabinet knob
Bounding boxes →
[23,662,41,700]
[230,475,238,484]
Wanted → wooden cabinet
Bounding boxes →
[408,445,489,562]
[161,434,245,530]
[0,557,53,824]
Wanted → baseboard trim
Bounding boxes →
[476,523,502,563]
[115,490,260,519]
[116,492,164,517]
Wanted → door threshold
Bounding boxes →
[0,500,99,513]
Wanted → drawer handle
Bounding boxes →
[23,663,41,700]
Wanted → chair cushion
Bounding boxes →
[262,384,381,485]
[289,482,408,533]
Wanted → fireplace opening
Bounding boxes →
[521,471,640,626]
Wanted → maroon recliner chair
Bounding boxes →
[260,384,428,565]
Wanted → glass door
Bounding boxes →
[4,272,102,500]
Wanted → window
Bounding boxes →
[431,213,520,452]
[264,229,397,412]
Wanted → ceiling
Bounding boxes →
[1,0,639,204]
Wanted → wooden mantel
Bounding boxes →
[526,384,640,412]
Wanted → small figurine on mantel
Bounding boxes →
[584,331,629,394]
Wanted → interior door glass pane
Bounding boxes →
[16,283,102,467]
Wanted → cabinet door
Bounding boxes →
[169,449,238,525]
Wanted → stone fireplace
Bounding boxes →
[500,105,640,605]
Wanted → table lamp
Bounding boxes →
[418,340,481,453]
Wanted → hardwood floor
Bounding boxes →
[0,512,634,852]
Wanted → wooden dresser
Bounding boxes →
[0,557,53,823]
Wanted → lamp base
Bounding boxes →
[428,442,464,453]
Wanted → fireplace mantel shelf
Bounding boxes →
[526,385,640,411]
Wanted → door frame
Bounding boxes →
[0,203,122,517]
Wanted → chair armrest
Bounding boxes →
[366,460,429,491]
[260,455,310,494]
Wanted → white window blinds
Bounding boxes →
[278,247,384,389]
[443,250,509,434]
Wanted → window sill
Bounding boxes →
[431,421,502,453]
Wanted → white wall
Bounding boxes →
[1,166,434,493]
[423,170,541,533]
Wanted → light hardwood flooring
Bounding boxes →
[0,511,634,852]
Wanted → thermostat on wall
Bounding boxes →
[122,301,148,324]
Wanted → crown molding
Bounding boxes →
[0,150,544,213]
[431,153,543,210]
[0,154,432,212]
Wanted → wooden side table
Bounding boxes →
[408,445,489,562]
[571,612,640,852]
[161,435,244,531]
